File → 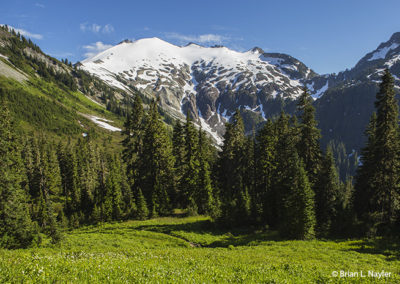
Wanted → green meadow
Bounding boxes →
[0,216,399,283]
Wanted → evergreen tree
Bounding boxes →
[272,112,294,228]
[172,120,186,207]
[135,188,149,220]
[354,69,400,235]
[76,138,99,221]
[297,88,322,187]
[140,100,174,216]
[255,119,277,225]
[0,102,35,248]
[354,113,377,221]
[181,114,200,213]
[218,109,250,226]
[332,177,354,237]
[58,142,79,218]
[315,147,340,237]
[122,94,144,189]
[109,154,123,220]
[280,152,316,240]
[196,127,215,215]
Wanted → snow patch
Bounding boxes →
[199,116,223,145]
[368,43,399,61]
[312,81,329,100]
[88,115,121,131]
[385,54,400,68]
[306,81,315,92]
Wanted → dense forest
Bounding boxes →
[1,65,399,249]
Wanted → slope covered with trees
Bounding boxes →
[1,22,400,249]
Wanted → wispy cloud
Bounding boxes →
[80,23,101,33]
[80,23,114,34]
[165,32,230,44]
[35,3,45,8]
[83,41,113,58]
[1,25,43,40]
[102,24,114,34]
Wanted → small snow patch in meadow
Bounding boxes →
[88,115,121,132]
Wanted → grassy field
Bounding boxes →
[0,216,399,283]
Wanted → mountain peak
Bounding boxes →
[185,42,203,47]
[389,32,400,43]
[118,39,133,44]
[251,47,264,54]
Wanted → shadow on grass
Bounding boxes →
[344,238,400,261]
[131,219,280,248]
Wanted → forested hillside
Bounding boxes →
[1,24,400,250]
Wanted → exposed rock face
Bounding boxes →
[80,38,316,142]
[80,33,400,150]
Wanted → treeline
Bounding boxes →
[121,90,352,240]
[0,25,76,91]
[113,69,400,239]
[1,70,399,249]
[0,25,132,118]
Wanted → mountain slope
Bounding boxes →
[0,26,126,145]
[80,38,316,141]
[80,32,400,152]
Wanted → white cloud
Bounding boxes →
[80,23,101,33]
[102,24,114,34]
[83,41,113,58]
[80,23,114,34]
[165,32,229,44]
[1,25,43,40]
[35,3,45,8]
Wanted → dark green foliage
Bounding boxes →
[271,112,296,228]
[122,94,144,194]
[140,100,175,216]
[196,127,215,215]
[354,70,400,236]
[315,147,340,237]
[218,110,251,226]
[172,121,186,207]
[254,119,278,226]
[279,152,316,240]
[327,140,358,182]
[104,154,124,221]
[5,20,400,243]
[354,113,377,221]
[181,114,200,212]
[0,103,35,248]
[297,88,322,186]
[135,188,149,220]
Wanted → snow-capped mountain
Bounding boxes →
[306,32,400,100]
[80,38,317,142]
[312,32,400,152]
[80,33,400,150]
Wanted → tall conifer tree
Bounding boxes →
[141,100,175,216]
[218,109,250,226]
[0,102,35,248]
[315,147,340,237]
[297,88,322,187]
[355,70,400,234]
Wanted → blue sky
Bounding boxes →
[2,0,400,74]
